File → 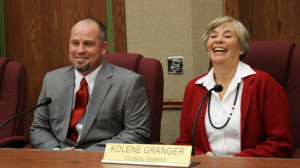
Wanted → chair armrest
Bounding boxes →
[0,136,29,148]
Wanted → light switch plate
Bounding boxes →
[168,56,184,75]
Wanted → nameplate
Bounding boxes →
[102,143,192,167]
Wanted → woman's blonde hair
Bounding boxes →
[202,16,250,59]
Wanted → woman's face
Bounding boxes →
[207,22,244,65]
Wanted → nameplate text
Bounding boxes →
[102,143,192,167]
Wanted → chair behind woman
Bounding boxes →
[243,41,300,158]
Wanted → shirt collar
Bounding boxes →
[75,65,102,88]
[195,61,256,90]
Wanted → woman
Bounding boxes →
[175,16,293,157]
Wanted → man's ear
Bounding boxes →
[102,42,109,54]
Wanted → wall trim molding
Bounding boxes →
[106,0,115,53]
[163,99,183,110]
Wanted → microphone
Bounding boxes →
[191,85,223,156]
[0,97,52,129]
[36,97,52,107]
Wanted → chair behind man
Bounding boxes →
[103,53,164,143]
[0,58,28,148]
[243,41,300,158]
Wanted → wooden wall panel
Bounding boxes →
[224,0,300,46]
[4,0,106,137]
[113,0,127,53]
[223,0,238,19]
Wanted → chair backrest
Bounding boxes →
[103,53,164,143]
[0,58,28,138]
[286,46,300,150]
[243,41,300,155]
[243,41,295,89]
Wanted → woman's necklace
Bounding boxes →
[207,83,241,129]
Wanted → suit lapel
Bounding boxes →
[79,61,112,143]
[58,67,76,141]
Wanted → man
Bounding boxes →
[30,17,151,151]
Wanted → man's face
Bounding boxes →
[69,21,108,76]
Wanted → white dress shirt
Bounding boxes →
[195,61,256,156]
[73,65,101,142]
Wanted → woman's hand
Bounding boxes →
[63,146,85,151]
[205,152,214,156]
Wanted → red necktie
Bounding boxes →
[68,78,89,142]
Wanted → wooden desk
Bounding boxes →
[0,148,299,168]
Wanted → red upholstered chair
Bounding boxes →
[0,58,29,148]
[287,46,300,158]
[243,41,295,88]
[243,41,300,158]
[103,53,164,143]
